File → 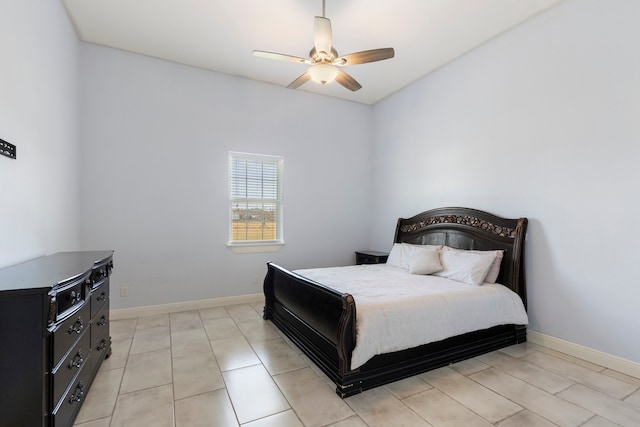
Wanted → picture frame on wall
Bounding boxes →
[1,138,16,159]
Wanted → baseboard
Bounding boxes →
[110,293,264,320]
[527,329,640,379]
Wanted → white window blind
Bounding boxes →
[229,152,283,245]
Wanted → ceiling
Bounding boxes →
[61,0,563,105]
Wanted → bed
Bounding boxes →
[263,207,528,397]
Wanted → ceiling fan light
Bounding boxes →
[308,64,339,85]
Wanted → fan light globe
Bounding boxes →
[308,64,339,85]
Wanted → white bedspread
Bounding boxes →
[294,264,528,370]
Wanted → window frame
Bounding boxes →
[227,151,284,253]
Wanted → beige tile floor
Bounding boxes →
[74,302,640,426]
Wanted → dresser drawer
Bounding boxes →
[48,272,91,327]
[91,328,111,376]
[90,261,111,286]
[52,327,90,408]
[51,359,91,427]
[52,302,90,364]
[90,278,109,319]
[91,302,109,346]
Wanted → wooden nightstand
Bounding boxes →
[355,250,389,265]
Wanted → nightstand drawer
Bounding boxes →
[355,251,389,265]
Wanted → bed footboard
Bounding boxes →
[263,262,357,390]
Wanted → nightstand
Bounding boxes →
[355,250,389,265]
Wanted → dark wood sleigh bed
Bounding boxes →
[263,207,528,397]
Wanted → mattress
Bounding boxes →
[295,264,529,370]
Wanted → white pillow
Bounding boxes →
[441,247,504,283]
[386,243,405,268]
[434,249,496,286]
[408,251,443,275]
[387,243,442,270]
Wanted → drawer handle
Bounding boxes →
[67,290,81,305]
[97,339,108,352]
[96,315,107,327]
[96,291,107,302]
[67,317,84,334]
[68,349,84,369]
[68,382,84,404]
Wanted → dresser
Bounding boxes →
[0,251,113,427]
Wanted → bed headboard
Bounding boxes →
[394,207,528,308]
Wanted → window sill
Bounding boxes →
[227,242,284,254]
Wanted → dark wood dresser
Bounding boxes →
[0,251,114,427]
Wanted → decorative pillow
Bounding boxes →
[434,249,496,286]
[386,243,442,270]
[441,247,504,283]
[408,251,443,275]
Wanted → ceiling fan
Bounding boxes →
[253,0,395,92]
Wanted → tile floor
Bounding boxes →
[74,302,640,426]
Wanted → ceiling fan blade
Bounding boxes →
[335,69,362,92]
[253,50,310,64]
[287,72,312,89]
[313,16,332,54]
[335,48,395,65]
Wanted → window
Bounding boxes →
[228,152,283,252]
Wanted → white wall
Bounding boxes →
[0,1,81,268]
[371,0,640,363]
[78,44,373,309]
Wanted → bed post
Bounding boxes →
[263,263,275,320]
[393,218,402,243]
[511,217,528,310]
[336,294,356,376]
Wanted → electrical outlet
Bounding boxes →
[253,275,261,285]
[120,287,129,297]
